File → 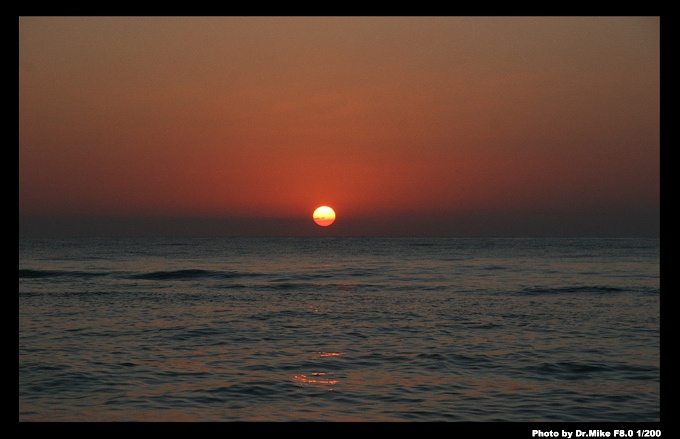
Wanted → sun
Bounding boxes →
[313,206,336,227]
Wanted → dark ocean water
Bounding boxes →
[18,237,660,422]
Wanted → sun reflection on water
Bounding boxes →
[316,351,343,357]
[292,372,339,386]
[292,351,345,390]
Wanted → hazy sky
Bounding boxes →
[19,16,660,237]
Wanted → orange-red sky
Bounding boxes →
[19,17,659,237]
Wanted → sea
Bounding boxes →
[18,237,661,423]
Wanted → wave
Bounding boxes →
[129,269,218,280]
[529,360,658,380]
[19,268,263,281]
[19,269,111,279]
[130,269,269,280]
[518,285,626,295]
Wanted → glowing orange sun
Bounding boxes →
[313,206,336,227]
